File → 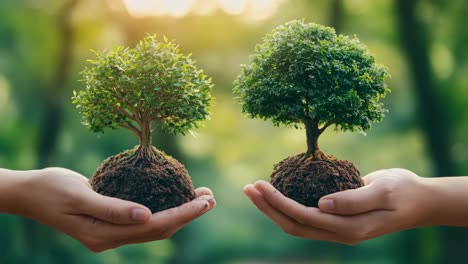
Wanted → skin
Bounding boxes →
[0,167,216,252]
[244,168,468,245]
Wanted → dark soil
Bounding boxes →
[89,146,196,213]
[271,151,363,207]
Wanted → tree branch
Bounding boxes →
[121,122,142,142]
[125,100,142,123]
[114,105,134,121]
[318,120,334,135]
[112,86,143,124]
[114,100,143,142]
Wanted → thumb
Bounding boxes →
[318,184,386,215]
[82,193,151,224]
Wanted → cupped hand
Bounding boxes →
[14,167,216,252]
[244,169,432,245]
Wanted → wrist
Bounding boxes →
[411,176,438,227]
[419,176,468,227]
[0,169,35,215]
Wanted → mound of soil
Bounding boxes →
[89,146,195,213]
[271,152,363,207]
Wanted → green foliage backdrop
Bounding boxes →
[0,0,467,263]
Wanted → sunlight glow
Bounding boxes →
[122,0,284,22]
[192,0,218,15]
[164,0,194,17]
[123,0,195,17]
[242,0,284,22]
[218,0,248,15]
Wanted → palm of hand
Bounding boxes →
[244,168,428,245]
[18,168,215,252]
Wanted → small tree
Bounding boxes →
[73,35,213,157]
[234,20,389,159]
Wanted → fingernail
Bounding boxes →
[132,208,149,222]
[319,199,335,211]
[243,184,253,192]
[207,197,216,208]
[253,180,265,186]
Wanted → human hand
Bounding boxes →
[244,168,433,245]
[7,167,216,252]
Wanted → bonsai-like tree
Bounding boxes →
[234,20,390,207]
[72,35,213,212]
[234,20,389,159]
[73,35,213,157]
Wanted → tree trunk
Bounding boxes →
[23,0,79,262]
[396,0,455,177]
[395,0,468,263]
[37,0,77,167]
[304,118,320,158]
[138,120,154,157]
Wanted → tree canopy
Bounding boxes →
[234,20,390,135]
[73,35,213,149]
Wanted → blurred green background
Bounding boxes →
[1,0,468,263]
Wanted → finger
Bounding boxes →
[109,206,213,247]
[80,195,214,242]
[318,182,390,215]
[253,181,353,232]
[125,194,215,240]
[244,184,295,228]
[123,195,215,241]
[78,192,151,225]
[362,169,388,184]
[362,175,374,185]
[106,221,188,249]
[106,197,217,248]
[195,187,214,197]
[244,184,351,243]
